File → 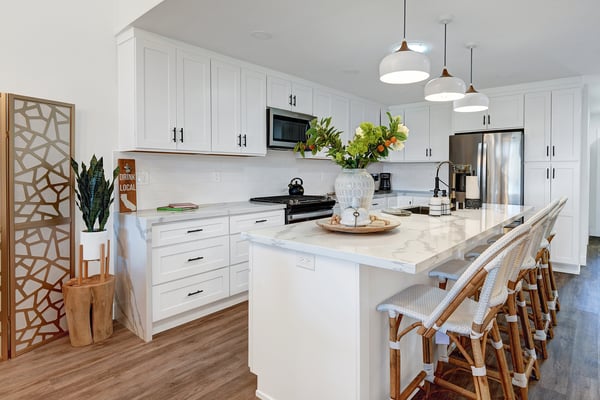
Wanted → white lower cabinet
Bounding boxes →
[116,207,285,341]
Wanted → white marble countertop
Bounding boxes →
[117,201,286,224]
[242,204,531,274]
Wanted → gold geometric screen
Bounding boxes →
[8,96,74,356]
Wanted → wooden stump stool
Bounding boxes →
[62,242,114,347]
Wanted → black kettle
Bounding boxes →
[288,177,304,196]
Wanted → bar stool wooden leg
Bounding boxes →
[535,262,554,340]
[505,284,529,400]
[526,269,549,360]
[541,248,558,326]
[517,287,541,380]
[387,313,402,400]
[490,320,515,400]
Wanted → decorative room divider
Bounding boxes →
[0,93,74,359]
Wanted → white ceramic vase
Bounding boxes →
[80,230,109,261]
[334,168,375,225]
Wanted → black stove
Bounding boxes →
[250,195,335,224]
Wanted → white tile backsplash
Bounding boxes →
[113,151,442,210]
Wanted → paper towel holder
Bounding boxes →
[465,175,481,209]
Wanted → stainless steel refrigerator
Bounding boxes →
[449,131,524,205]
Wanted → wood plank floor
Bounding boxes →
[1,239,599,399]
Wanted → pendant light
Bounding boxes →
[424,19,466,101]
[453,44,489,112]
[379,0,430,84]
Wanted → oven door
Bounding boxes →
[286,208,333,224]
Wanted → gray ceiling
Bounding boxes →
[133,0,600,108]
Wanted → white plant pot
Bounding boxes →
[334,168,375,226]
[80,230,109,261]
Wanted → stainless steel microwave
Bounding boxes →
[267,107,315,149]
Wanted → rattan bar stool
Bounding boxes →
[427,200,558,398]
[377,223,531,400]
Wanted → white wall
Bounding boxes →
[589,113,600,236]
[382,162,445,193]
[0,1,118,223]
[115,0,164,33]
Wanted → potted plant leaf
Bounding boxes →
[71,155,119,260]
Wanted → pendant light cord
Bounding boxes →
[403,0,407,39]
[443,23,447,67]
[470,47,474,84]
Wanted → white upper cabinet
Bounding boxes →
[453,94,524,132]
[119,35,211,152]
[309,89,350,158]
[350,99,382,141]
[211,59,266,155]
[524,87,581,162]
[267,76,313,115]
[382,103,451,162]
[403,105,430,161]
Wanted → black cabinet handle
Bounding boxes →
[483,115,486,126]
[187,289,204,297]
[546,168,549,179]
[237,134,242,147]
[487,115,491,125]
[425,148,428,157]
[552,146,555,157]
[187,256,204,262]
[429,148,432,157]
[179,127,184,142]
[255,219,267,223]
[187,228,204,233]
[243,134,247,147]
[552,168,555,179]
[293,95,297,106]
[546,146,549,157]
[289,94,293,106]
[172,127,177,142]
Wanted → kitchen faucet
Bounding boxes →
[435,160,455,209]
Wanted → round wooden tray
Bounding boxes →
[316,218,401,233]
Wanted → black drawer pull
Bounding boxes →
[187,256,204,262]
[255,219,267,223]
[187,289,204,297]
[187,228,204,233]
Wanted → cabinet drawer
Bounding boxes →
[230,233,249,265]
[152,236,229,284]
[230,262,249,295]
[152,267,230,321]
[152,216,229,247]
[229,210,284,234]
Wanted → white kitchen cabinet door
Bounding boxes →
[486,94,524,130]
[291,82,313,115]
[135,38,177,150]
[549,162,580,264]
[267,76,293,110]
[266,76,313,115]
[551,88,581,162]
[241,69,267,155]
[176,49,211,152]
[524,162,551,209]
[524,91,552,162]
[350,100,382,141]
[230,262,249,295]
[211,59,241,153]
[453,94,523,132]
[428,103,452,162]
[403,105,430,161]
[311,89,349,157]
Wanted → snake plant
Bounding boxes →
[71,155,119,232]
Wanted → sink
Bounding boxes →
[405,206,430,215]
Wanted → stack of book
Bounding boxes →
[156,202,199,212]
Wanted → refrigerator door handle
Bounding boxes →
[480,143,488,202]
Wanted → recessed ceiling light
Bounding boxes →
[250,31,272,40]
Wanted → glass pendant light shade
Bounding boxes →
[453,46,489,112]
[424,68,466,101]
[424,20,466,102]
[380,41,430,84]
[379,0,430,84]
[453,85,489,112]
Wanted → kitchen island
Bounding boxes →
[243,204,530,400]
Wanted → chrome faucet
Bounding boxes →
[435,160,456,209]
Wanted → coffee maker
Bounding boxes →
[379,173,391,192]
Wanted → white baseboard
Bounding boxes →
[256,389,277,400]
[552,262,580,275]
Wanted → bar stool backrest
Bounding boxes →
[422,222,532,335]
[544,197,567,240]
